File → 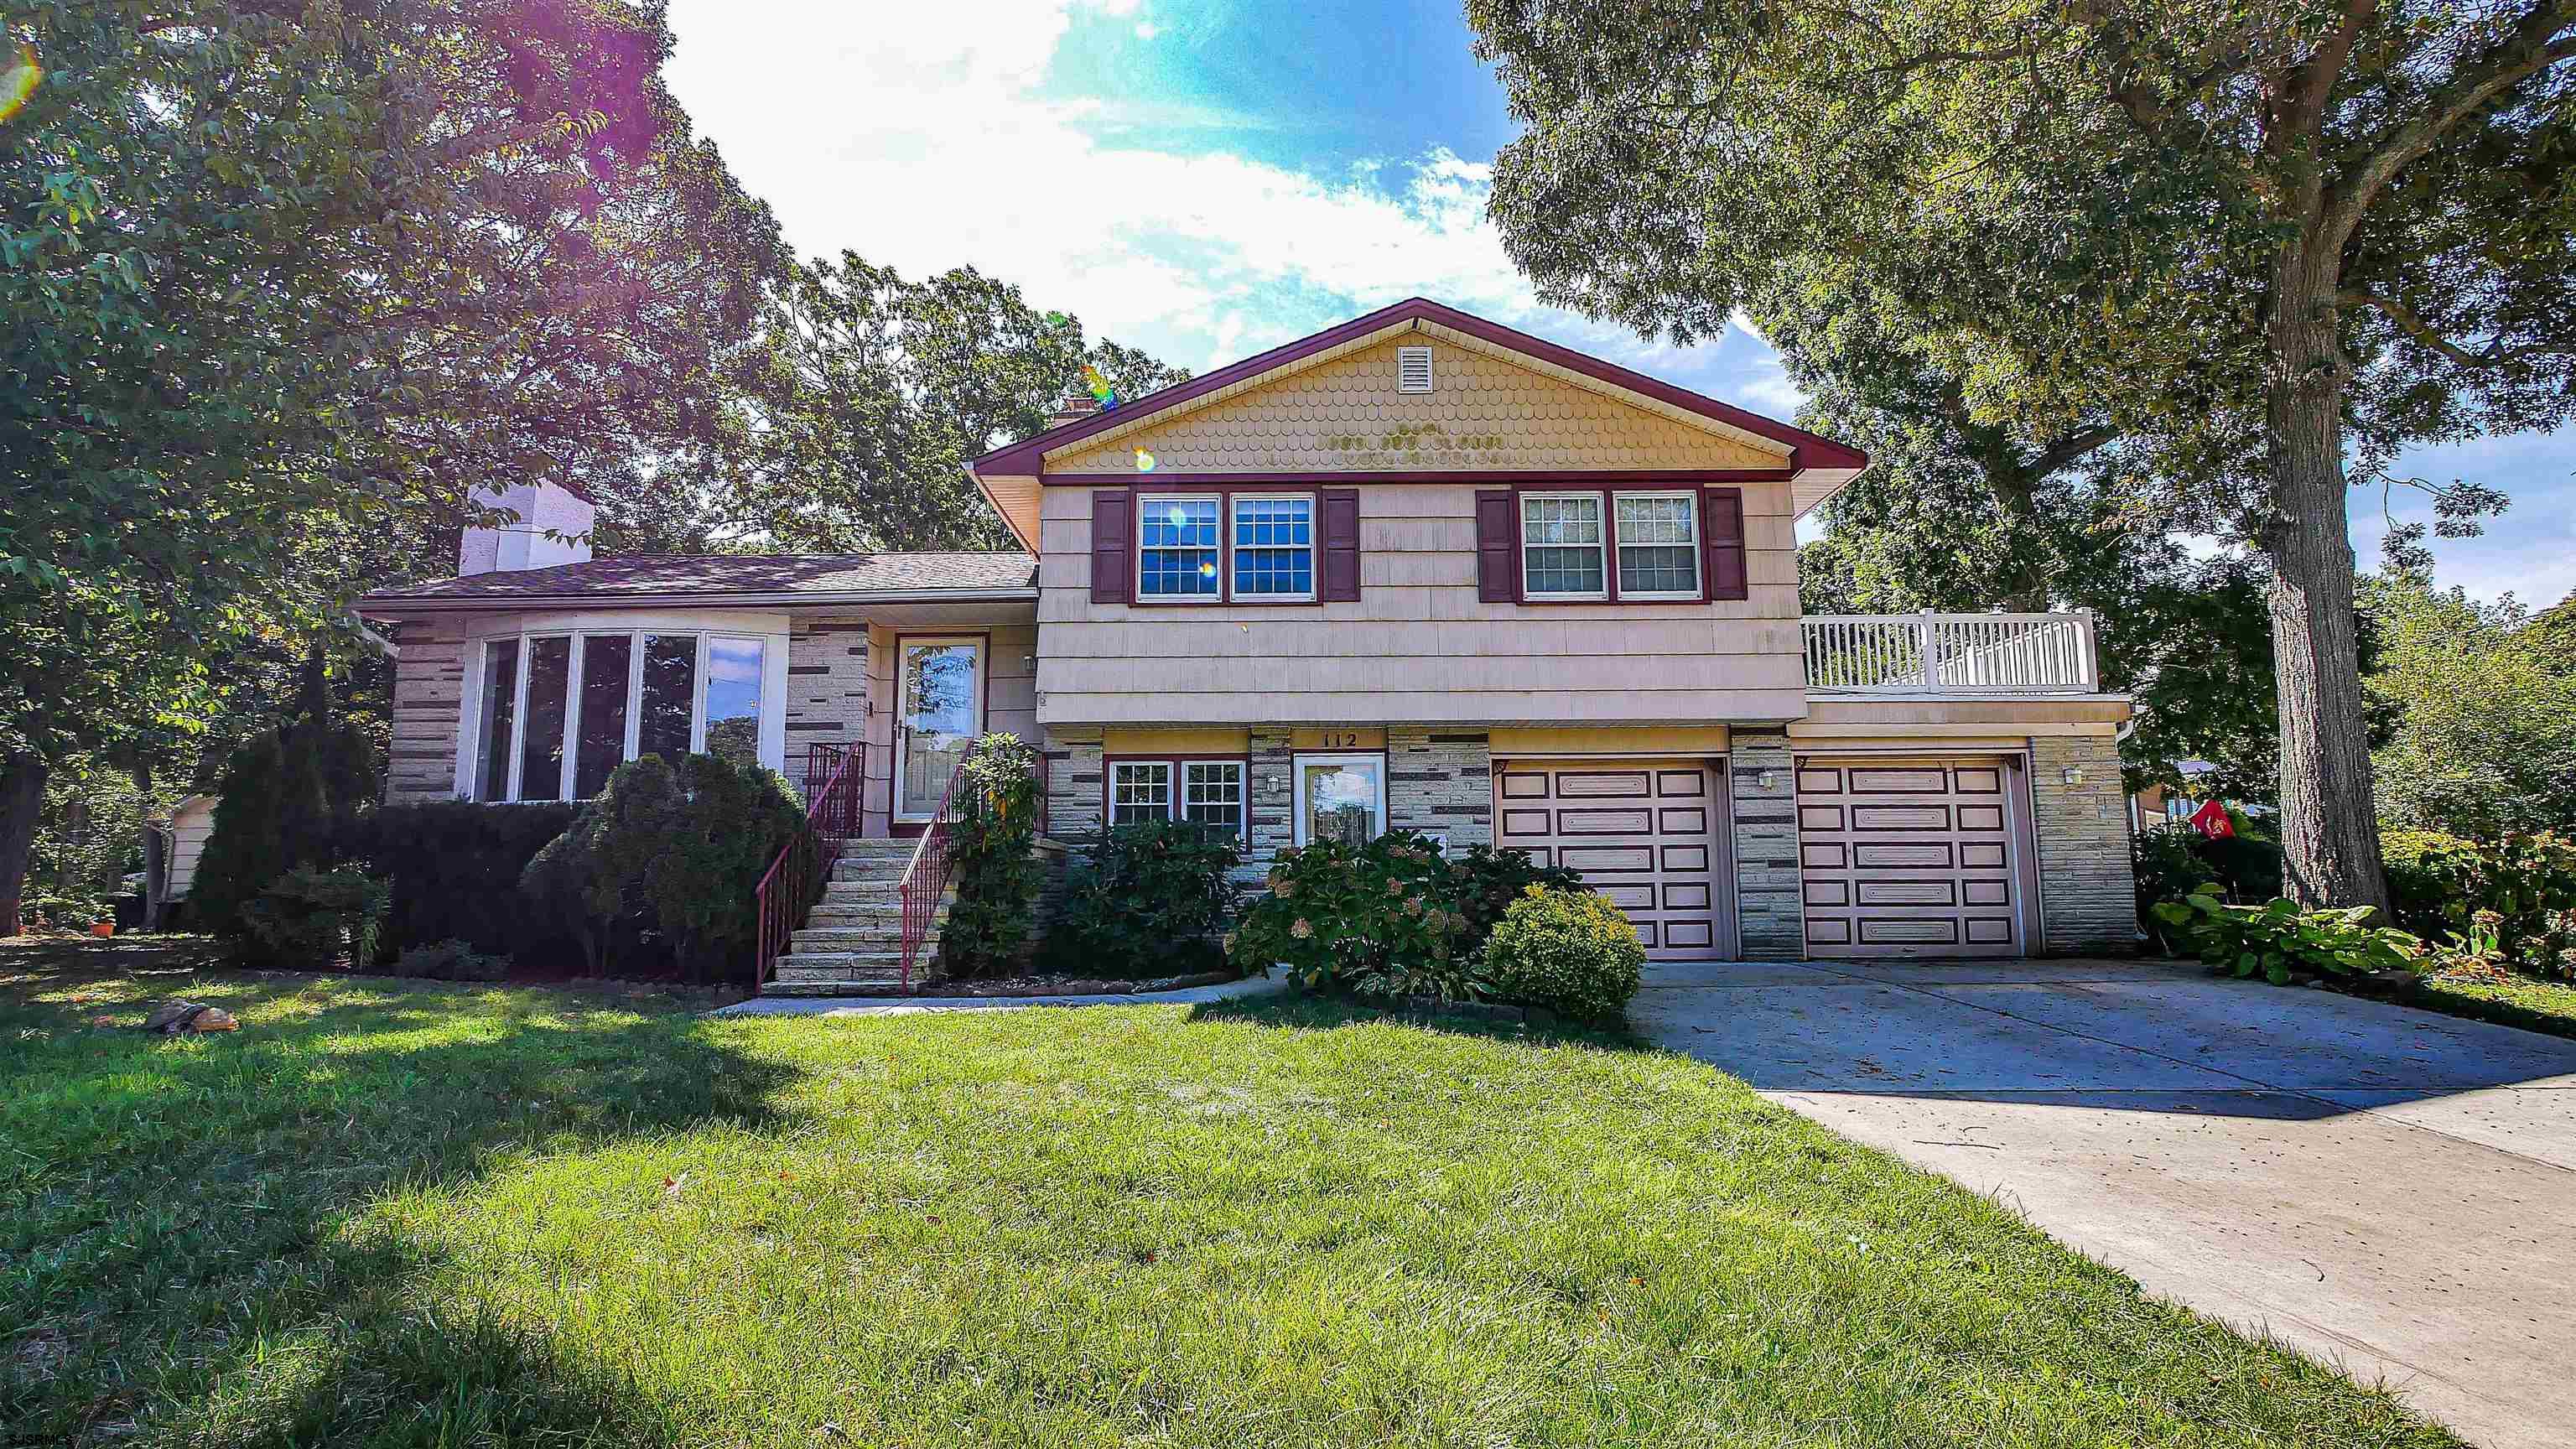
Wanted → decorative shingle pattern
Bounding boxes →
[1049,337,1781,474]
[363,552,1036,605]
[2031,735,2138,954]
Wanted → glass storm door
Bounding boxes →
[896,637,984,819]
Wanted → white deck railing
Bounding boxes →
[1803,612,2100,694]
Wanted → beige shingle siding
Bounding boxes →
[2030,735,2138,954]
[1034,481,1804,726]
[1048,336,1784,474]
[384,615,466,803]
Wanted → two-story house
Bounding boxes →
[362,299,2136,988]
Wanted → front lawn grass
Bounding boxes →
[2410,969,2576,1041]
[3,948,2455,1447]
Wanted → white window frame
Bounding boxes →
[1227,493,1317,602]
[1105,757,1248,838]
[454,611,788,802]
[1291,753,1387,847]
[1519,491,1608,601]
[1612,490,1702,600]
[1135,493,1223,601]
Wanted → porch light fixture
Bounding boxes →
[1758,769,1779,791]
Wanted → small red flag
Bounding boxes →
[2189,799,2233,840]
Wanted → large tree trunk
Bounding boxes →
[0,753,47,938]
[2262,255,2391,912]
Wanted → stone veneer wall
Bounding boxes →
[1386,730,1493,852]
[2028,734,2137,954]
[1729,728,1803,960]
[385,615,468,803]
[784,621,870,766]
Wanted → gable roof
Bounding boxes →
[360,552,1037,611]
[969,297,1869,481]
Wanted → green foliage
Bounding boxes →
[2364,576,2576,838]
[1040,819,1242,979]
[239,867,392,972]
[520,754,802,984]
[2381,829,2576,979]
[339,801,582,963]
[940,735,1043,979]
[1229,832,1490,1000]
[1482,885,1647,1022]
[190,657,382,936]
[743,254,1189,549]
[27,755,162,906]
[391,938,512,983]
[2149,890,2421,986]
[1449,843,1585,949]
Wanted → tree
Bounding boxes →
[2,1,782,933]
[2364,573,2576,836]
[739,253,1190,550]
[1469,1,2576,910]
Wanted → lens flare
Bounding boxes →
[1134,447,1156,472]
[0,43,41,124]
[1198,561,1218,579]
[1082,362,1120,411]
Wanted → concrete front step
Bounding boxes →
[792,922,923,949]
[765,975,912,995]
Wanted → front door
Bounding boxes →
[895,636,984,820]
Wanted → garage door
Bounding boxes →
[1494,761,1732,959]
[1796,757,2023,958]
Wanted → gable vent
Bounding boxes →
[1396,345,1434,393]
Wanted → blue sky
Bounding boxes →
[664,0,2573,607]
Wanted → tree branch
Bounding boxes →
[2341,289,2558,366]
[2325,3,2576,244]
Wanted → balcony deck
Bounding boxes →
[1803,612,2100,696]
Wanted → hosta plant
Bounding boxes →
[2151,886,2421,985]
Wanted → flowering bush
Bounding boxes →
[1482,885,1645,1021]
[1229,830,1539,1000]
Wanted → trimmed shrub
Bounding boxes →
[1040,818,1241,979]
[641,753,806,982]
[335,801,582,962]
[239,866,392,970]
[1228,831,1483,999]
[392,937,512,982]
[1483,884,1646,1021]
[2150,887,2421,984]
[518,760,685,977]
[1450,843,1584,949]
[192,652,382,933]
[940,735,1043,978]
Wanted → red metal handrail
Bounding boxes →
[752,741,865,995]
[894,753,973,993]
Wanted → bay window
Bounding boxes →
[470,627,771,802]
[1107,757,1247,837]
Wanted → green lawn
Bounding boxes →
[2411,969,2576,1041]
[3,941,2454,1447]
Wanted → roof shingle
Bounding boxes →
[361,552,1037,605]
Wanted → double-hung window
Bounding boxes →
[1107,758,1247,837]
[1520,493,1607,600]
[1229,495,1315,600]
[1137,496,1221,599]
[472,629,770,802]
[1614,492,1701,598]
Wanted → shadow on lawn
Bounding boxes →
[0,947,797,1447]
[1186,988,1644,1051]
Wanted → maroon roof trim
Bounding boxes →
[1046,468,1794,485]
[967,297,1868,479]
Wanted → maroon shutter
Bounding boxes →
[1703,487,1748,601]
[1475,489,1518,602]
[1319,488,1361,602]
[1090,488,1133,605]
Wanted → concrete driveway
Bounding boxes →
[1635,957,2576,1449]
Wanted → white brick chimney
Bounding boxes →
[458,480,596,575]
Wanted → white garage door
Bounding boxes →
[1797,756,2024,958]
[1494,760,1733,959]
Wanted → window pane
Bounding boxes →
[1616,496,1700,595]
[1300,759,1381,848]
[1110,761,1172,824]
[1139,497,1219,597]
[638,635,697,762]
[574,634,634,797]
[517,636,571,801]
[475,639,520,802]
[1182,761,1244,833]
[704,636,765,770]
[1233,497,1314,597]
[1522,496,1605,595]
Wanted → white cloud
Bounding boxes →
[1135,22,1160,39]
[661,0,1724,380]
